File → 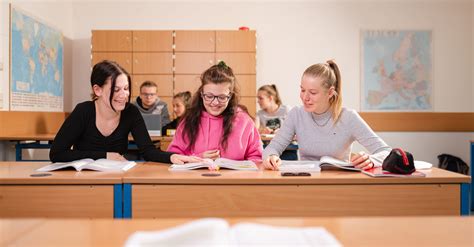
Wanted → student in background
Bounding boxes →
[50,60,199,164]
[134,81,171,128]
[167,61,262,161]
[162,91,192,136]
[263,60,391,170]
[256,84,289,134]
[256,84,297,160]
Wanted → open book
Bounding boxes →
[318,156,362,171]
[36,158,136,172]
[169,158,258,171]
[278,156,360,173]
[124,218,341,247]
[280,160,322,172]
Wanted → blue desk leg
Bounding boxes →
[123,183,132,218]
[15,143,22,161]
[461,183,470,216]
[114,184,123,218]
[471,142,473,211]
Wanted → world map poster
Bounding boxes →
[10,7,63,111]
[361,30,432,111]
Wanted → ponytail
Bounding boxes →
[326,60,342,123]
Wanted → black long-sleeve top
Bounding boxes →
[161,117,180,136]
[49,101,173,163]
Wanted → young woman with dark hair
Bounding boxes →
[167,62,262,161]
[50,60,199,164]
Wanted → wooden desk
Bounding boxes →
[123,163,470,218]
[0,162,123,218]
[1,216,473,246]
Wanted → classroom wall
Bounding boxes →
[1,1,473,165]
[69,1,473,165]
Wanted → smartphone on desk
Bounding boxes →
[280,172,311,177]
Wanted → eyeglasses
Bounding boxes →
[280,172,311,177]
[201,92,232,103]
[140,93,156,98]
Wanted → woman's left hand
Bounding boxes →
[170,154,202,164]
[350,151,374,170]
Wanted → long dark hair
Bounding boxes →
[182,62,240,151]
[90,60,131,112]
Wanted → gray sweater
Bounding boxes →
[263,107,391,165]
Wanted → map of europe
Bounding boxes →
[362,31,432,110]
[11,7,63,111]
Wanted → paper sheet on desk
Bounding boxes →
[124,218,341,247]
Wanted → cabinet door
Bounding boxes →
[216,53,256,74]
[92,52,132,73]
[174,75,201,95]
[160,96,173,119]
[133,53,173,74]
[216,31,256,52]
[131,75,173,98]
[174,53,215,74]
[175,31,215,52]
[239,96,257,119]
[133,31,173,52]
[91,30,132,52]
[235,75,256,97]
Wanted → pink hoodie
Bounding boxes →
[167,109,263,161]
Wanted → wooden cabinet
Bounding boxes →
[174,75,201,95]
[92,29,256,118]
[133,31,173,52]
[132,53,173,74]
[174,53,215,74]
[175,31,215,52]
[131,75,173,97]
[91,52,132,73]
[91,30,132,52]
[216,53,256,74]
[216,30,256,52]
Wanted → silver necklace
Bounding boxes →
[311,112,332,127]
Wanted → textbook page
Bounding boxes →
[125,218,230,246]
[280,160,321,172]
[81,159,136,172]
[36,159,136,172]
[124,218,342,247]
[170,158,258,171]
[319,156,361,171]
[36,158,94,172]
[230,223,341,247]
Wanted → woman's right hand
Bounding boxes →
[202,150,220,160]
[107,152,127,161]
[263,155,281,170]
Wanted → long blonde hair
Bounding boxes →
[302,60,342,123]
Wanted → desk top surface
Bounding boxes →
[1,216,472,247]
[123,162,470,185]
[0,162,123,184]
[0,162,469,185]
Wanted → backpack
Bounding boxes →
[437,154,469,175]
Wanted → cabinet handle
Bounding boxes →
[209,60,214,64]
[134,37,138,41]
[134,59,138,64]
[126,36,130,41]
[209,38,214,43]
[126,59,130,64]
